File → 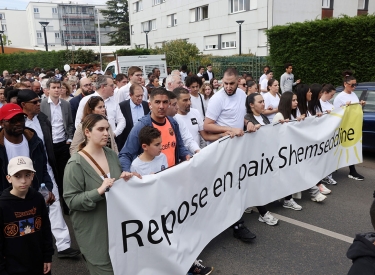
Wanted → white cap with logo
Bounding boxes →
[8,157,36,176]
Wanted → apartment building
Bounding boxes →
[129,0,375,56]
[0,2,113,48]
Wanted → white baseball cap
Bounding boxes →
[8,157,36,176]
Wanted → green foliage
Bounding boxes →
[2,34,12,46]
[115,48,151,56]
[101,0,130,45]
[0,49,96,72]
[150,39,201,67]
[267,15,375,86]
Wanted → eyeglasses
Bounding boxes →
[3,115,26,124]
[25,99,42,104]
[346,82,358,88]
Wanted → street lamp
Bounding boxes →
[39,21,49,51]
[144,30,150,49]
[236,20,244,56]
[0,30,4,54]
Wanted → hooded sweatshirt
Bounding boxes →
[0,186,54,275]
[347,232,375,275]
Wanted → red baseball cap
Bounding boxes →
[0,104,26,120]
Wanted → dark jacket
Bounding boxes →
[116,99,150,151]
[69,93,84,123]
[119,114,190,172]
[244,113,270,130]
[0,187,54,275]
[0,128,53,193]
[347,233,375,275]
[36,112,60,187]
[202,71,215,81]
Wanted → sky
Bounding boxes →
[1,0,108,10]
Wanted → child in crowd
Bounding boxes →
[0,156,54,274]
[130,126,168,175]
[130,126,213,275]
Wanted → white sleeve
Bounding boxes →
[196,111,204,131]
[161,153,168,169]
[333,93,343,109]
[75,98,86,128]
[143,87,148,102]
[263,93,271,109]
[176,117,200,154]
[261,79,268,90]
[113,105,126,136]
[117,86,129,103]
[205,95,221,121]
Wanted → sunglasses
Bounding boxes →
[25,99,42,104]
[346,82,358,88]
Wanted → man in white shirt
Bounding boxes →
[259,65,270,84]
[174,87,228,147]
[116,66,148,103]
[197,66,205,77]
[202,64,215,81]
[185,75,206,119]
[75,75,126,138]
[18,89,81,258]
[114,73,128,96]
[204,67,257,242]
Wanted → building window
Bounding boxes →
[131,25,134,34]
[37,32,42,38]
[204,35,218,50]
[55,33,60,38]
[358,0,368,9]
[205,45,217,50]
[322,0,333,9]
[142,19,156,32]
[190,5,208,22]
[1,24,6,31]
[153,0,165,5]
[0,14,5,20]
[258,29,267,46]
[167,13,177,27]
[230,0,245,13]
[221,41,236,49]
[134,0,143,12]
[34,8,39,13]
[52,8,57,14]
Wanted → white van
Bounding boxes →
[105,54,167,80]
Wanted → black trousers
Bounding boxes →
[53,141,71,214]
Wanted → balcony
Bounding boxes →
[61,13,94,19]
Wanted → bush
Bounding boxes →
[267,15,375,86]
[0,49,96,72]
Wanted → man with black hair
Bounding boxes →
[180,65,188,82]
[280,63,300,93]
[202,64,214,81]
[152,67,161,79]
[185,75,206,119]
[69,77,93,122]
[197,66,205,77]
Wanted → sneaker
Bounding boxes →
[188,259,214,275]
[348,172,364,181]
[311,193,327,202]
[244,207,253,214]
[57,247,81,258]
[258,211,279,226]
[318,183,331,195]
[320,177,331,185]
[327,175,337,185]
[233,223,256,241]
[283,198,302,211]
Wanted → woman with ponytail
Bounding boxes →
[333,70,366,181]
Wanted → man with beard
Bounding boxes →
[69,77,93,122]
[204,67,257,242]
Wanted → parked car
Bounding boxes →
[334,82,375,152]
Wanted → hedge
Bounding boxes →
[0,49,96,72]
[267,15,375,86]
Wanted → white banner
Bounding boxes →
[107,105,363,275]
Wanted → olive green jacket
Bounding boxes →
[63,147,122,265]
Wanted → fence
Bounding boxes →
[170,56,268,81]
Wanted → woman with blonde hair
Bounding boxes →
[60,81,73,101]
[70,96,118,155]
[200,83,214,111]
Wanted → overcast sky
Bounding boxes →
[1,0,108,10]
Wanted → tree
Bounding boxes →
[151,39,201,67]
[101,0,130,45]
[2,34,12,46]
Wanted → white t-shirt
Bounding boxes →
[190,93,206,119]
[260,78,268,91]
[175,108,204,147]
[130,153,168,176]
[320,99,334,112]
[180,72,187,82]
[4,135,30,160]
[205,88,246,129]
[333,91,359,109]
[259,73,267,83]
[253,115,265,125]
[263,92,280,121]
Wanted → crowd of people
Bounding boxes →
[0,62,367,275]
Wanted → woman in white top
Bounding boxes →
[333,70,366,181]
[246,80,258,95]
[273,92,327,203]
[263,79,280,121]
[200,83,214,112]
[295,84,312,118]
[210,78,220,94]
